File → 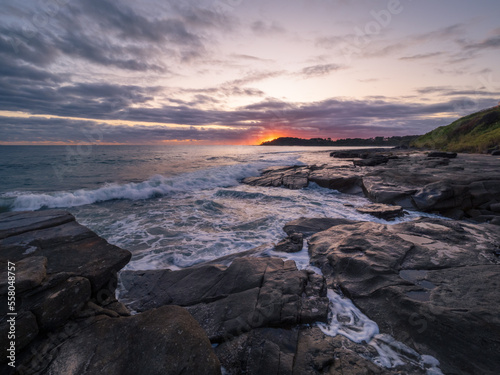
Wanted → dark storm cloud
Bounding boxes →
[0,78,159,119]
[0,0,233,73]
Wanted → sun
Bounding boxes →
[255,132,289,145]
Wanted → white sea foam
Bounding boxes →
[7,157,301,211]
[317,289,443,374]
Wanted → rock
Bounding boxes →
[243,166,309,189]
[244,152,500,224]
[0,210,74,240]
[308,168,364,194]
[0,211,131,293]
[19,306,221,375]
[487,146,499,154]
[355,203,404,220]
[308,218,500,375]
[427,151,457,158]
[0,256,47,295]
[331,151,369,158]
[0,311,38,355]
[215,327,299,375]
[361,176,417,206]
[491,150,500,156]
[353,155,391,167]
[293,327,411,375]
[0,210,133,368]
[120,257,329,342]
[26,276,91,331]
[283,217,358,237]
[274,233,303,253]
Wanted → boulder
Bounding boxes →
[120,257,329,342]
[18,306,221,375]
[308,218,500,375]
[274,233,303,253]
[355,203,404,220]
[492,150,500,156]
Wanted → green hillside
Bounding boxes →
[411,106,500,152]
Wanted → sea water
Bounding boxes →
[0,145,442,373]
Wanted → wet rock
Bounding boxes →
[308,168,364,194]
[215,327,299,375]
[0,210,132,367]
[308,218,500,375]
[0,210,74,240]
[274,233,303,253]
[120,257,329,342]
[243,166,309,189]
[427,151,457,158]
[361,176,417,206]
[355,203,404,220]
[492,150,500,156]
[21,306,221,375]
[283,217,358,237]
[293,327,412,375]
[0,211,131,293]
[245,151,500,224]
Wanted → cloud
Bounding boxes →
[400,52,444,61]
[251,20,285,35]
[300,63,344,77]
[463,34,500,52]
[230,54,273,62]
[5,96,498,144]
[0,116,259,144]
[416,86,500,97]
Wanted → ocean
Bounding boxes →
[0,145,444,372]
[0,144,430,270]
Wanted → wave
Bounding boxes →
[2,158,300,212]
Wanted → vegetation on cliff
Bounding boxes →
[411,106,500,152]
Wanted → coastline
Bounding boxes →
[244,148,500,225]
[1,149,500,374]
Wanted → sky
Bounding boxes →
[0,0,499,145]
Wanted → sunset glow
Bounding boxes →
[1,0,499,144]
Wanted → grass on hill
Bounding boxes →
[411,106,500,153]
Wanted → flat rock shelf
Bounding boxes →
[1,206,500,374]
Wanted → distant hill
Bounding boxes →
[411,106,500,152]
[260,135,419,147]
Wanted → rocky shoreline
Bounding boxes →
[1,150,500,374]
[243,150,500,225]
